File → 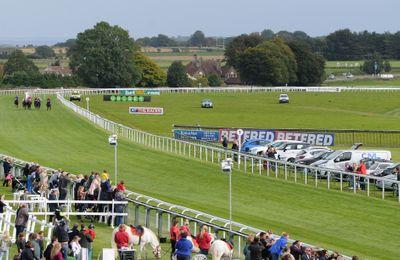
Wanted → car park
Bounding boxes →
[241,139,271,153]
[201,99,213,108]
[375,173,399,191]
[69,91,81,101]
[279,94,289,103]
[275,141,310,162]
[295,148,333,164]
[296,150,334,165]
[249,139,294,155]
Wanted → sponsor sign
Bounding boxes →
[219,129,335,146]
[118,90,160,96]
[103,95,151,102]
[173,130,219,142]
[129,107,164,115]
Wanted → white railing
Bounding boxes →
[1,86,400,97]
[55,92,400,203]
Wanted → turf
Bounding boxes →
[0,96,400,259]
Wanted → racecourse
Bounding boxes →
[0,95,399,259]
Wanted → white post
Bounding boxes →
[85,97,90,111]
[114,144,118,184]
[229,168,232,234]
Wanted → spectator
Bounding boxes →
[281,247,295,260]
[356,160,367,190]
[290,240,302,260]
[53,220,69,259]
[318,249,328,260]
[170,218,180,259]
[15,204,29,240]
[16,233,26,254]
[222,135,228,149]
[44,237,58,260]
[248,236,264,260]
[116,181,126,192]
[269,232,289,260]
[302,247,312,260]
[68,224,80,243]
[48,189,59,222]
[114,225,130,260]
[79,224,93,260]
[195,225,212,256]
[99,172,112,213]
[243,234,254,260]
[70,236,81,260]
[179,219,191,239]
[114,186,126,226]
[174,231,193,260]
[2,158,12,187]
[20,241,35,260]
[28,233,41,260]
[259,232,269,259]
[0,195,8,214]
[50,242,63,260]
[58,172,69,200]
[85,223,96,259]
[351,257,359,260]
[0,231,12,259]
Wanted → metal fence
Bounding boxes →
[173,124,400,148]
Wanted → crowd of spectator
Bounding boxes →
[1,158,128,259]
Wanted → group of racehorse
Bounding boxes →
[112,224,234,260]
[14,96,52,110]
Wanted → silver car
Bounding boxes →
[201,99,213,108]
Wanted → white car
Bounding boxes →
[69,91,81,101]
[249,140,293,156]
[279,94,289,103]
[275,141,310,162]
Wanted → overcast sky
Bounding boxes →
[1,0,399,45]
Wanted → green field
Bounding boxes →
[1,94,400,259]
[323,78,400,86]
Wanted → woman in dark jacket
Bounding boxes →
[20,241,35,260]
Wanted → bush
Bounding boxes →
[207,73,222,86]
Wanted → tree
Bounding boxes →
[224,33,264,68]
[35,45,55,58]
[261,29,274,40]
[133,53,166,87]
[191,76,208,87]
[189,30,206,47]
[287,41,325,86]
[69,21,140,87]
[236,43,289,86]
[207,73,222,86]
[267,38,297,84]
[362,52,384,74]
[3,50,38,75]
[54,39,76,48]
[167,61,189,87]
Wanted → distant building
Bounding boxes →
[185,55,242,85]
[0,47,16,58]
[42,66,72,76]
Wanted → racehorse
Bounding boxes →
[34,98,41,109]
[14,96,19,108]
[23,97,32,110]
[112,225,161,259]
[210,239,234,260]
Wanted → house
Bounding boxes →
[42,66,72,76]
[0,47,16,58]
[185,55,242,85]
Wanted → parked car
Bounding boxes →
[201,99,213,108]
[328,74,336,80]
[279,94,289,103]
[275,141,310,162]
[69,91,81,101]
[249,139,294,155]
[364,160,394,175]
[375,173,399,191]
[241,139,271,153]
[295,148,333,164]
[373,163,400,177]
[311,150,392,176]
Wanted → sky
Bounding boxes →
[1,0,399,45]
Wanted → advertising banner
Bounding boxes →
[129,107,164,115]
[173,129,220,142]
[118,90,160,96]
[218,129,335,146]
[103,95,151,102]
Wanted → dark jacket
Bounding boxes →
[15,207,29,227]
[79,230,93,248]
[249,242,264,260]
[54,226,69,243]
[68,227,80,242]
[302,254,312,260]
[3,161,12,174]
[290,245,302,260]
[43,244,53,260]
[20,248,35,260]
